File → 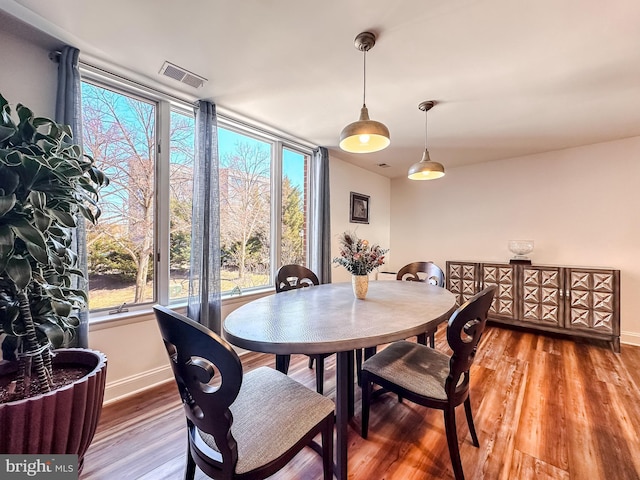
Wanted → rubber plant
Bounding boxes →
[0,93,108,401]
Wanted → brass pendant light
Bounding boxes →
[339,32,390,154]
[408,100,445,180]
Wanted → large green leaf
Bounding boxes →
[33,209,52,232]
[51,300,72,317]
[32,116,53,128]
[11,217,47,250]
[0,125,15,144]
[0,224,15,271]
[2,150,22,166]
[6,256,31,290]
[50,210,76,228]
[36,321,65,349]
[16,104,35,143]
[28,191,46,210]
[0,193,16,217]
[0,167,19,194]
[25,240,49,265]
[0,94,11,124]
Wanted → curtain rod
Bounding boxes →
[49,50,318,152]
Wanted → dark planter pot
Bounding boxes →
[0,348,107,472]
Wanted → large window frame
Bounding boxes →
[81,67,313,320]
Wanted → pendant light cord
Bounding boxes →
[362,49,367,107]
[424,107,428,149]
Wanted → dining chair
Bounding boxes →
[397,261,446,347]
[153,305,335,480]
[274,264,334,394]
[355,261,446,385]
[360,286,497,480]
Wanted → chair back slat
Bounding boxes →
[153,305,242,473]
[276,265,320,292]
[445,286,496,397]
[396,261,445,286]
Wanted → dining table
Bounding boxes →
[223,280,457,480]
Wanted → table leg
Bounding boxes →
[347,351,355,418]
[335,350,350,480]
[275,354,290,374]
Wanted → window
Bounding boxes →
[217,127,309,295]
[82,82,158,310]
[281,148,307,267]
[169,110,195,301]
[82,74,311,313]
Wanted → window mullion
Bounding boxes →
[271,141,283,282]
[156,101,171,305]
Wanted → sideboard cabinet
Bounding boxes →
[446,261,620,352]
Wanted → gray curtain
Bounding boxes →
[309,147,331,284]
[55,46,88,348]
[187,101,222,332]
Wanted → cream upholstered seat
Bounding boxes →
[197,367,334,475]
[153,305,334,480]
[360,340,456,400]
[360,286,496,480]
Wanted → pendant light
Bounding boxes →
[339,31,390,154]
[408,100,445,180]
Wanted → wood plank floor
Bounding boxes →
[81,326,640,479]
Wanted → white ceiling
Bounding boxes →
[3,0,640,178]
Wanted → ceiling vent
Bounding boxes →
[159,61,207,89]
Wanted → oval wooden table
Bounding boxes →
[223,281,456,480]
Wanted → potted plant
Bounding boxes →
[0,93,108,470]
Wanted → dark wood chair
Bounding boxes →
[153,305,334,480]
[356,261,446,384]
[360,286,497,480]
[274,264,334,394]
[397,261,446,347]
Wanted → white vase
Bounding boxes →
[352,274,369,299]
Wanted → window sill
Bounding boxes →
[88,287,275,331]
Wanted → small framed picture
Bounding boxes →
[350,192,370,224]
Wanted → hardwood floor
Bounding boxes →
[81,326,640,479]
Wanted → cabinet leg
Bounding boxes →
[613,337,621,353]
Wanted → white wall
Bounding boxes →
[0,27,57,118]
[329,154,392,282]
[390,136,640,345]
[89,296,273,404]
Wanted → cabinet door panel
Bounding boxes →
[446,262,479,307]
[566,269,617,334]
[481,263,516,320]
[520,266,563,327]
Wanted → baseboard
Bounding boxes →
[621,331,640,347]
[102,350,256,406]
[103,364,173,406]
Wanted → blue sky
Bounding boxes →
[218,127,305,189]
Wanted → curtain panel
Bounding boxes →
[187,101,222,332]
[310,147,331,284]
[55,46,89,347]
